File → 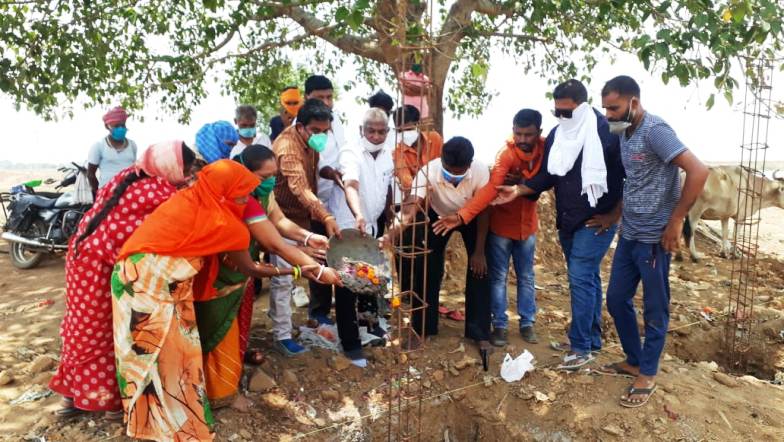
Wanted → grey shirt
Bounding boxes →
[620,113,686,243]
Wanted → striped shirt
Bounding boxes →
[272,125,333,227]
[620,113,686,243]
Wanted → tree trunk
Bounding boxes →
[428,50,450,134]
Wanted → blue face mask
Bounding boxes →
[442,167,467,185]
[110,126,127,142]
[238,127,256,139]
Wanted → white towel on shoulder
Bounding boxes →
[547,103,607,207]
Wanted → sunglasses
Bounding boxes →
[552,108,574,119]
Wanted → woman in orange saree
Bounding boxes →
[111,160,302,442]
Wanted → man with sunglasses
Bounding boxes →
[494,79,625,371]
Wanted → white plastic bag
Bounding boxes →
[72,170,94,205]
[291,286,309,308]
[500,350,535,383]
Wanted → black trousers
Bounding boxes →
[308,220,334,318]
[398,210,491,341]
[334,286,379,352]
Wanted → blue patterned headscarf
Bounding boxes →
[195,121,239,164]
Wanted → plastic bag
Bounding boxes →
[500,350,535,383]
[72,171,93,205]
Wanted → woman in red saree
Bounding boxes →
[50,141,196,418]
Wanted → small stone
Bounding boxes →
[449,366,460,377]
[662,353,674,362]
[28,355,55,374]
[328,356,351,371]
[697,361,719,372]
[432,370,445,382]
[713,371,739,388]
[321,389,340,401]
[423,380,432,389]
[248,369,276,392]
[281,369,298,386]
[602,425,624,436]
[0,370,13,386]
[483,375,493,387]
[261,393,289,409]
[239,429,252,439]
[87,420,96,428]
[533,391,549,402]
[454,356,477,370]
[228,434,240,441]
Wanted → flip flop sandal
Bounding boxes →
[595,362,637,379]
[556,352,595,371]
[55,398,84,418]
[620,384,658,408]
[446,310,465,321]
[438,306,450,315]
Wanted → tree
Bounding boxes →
[1,0,782,131]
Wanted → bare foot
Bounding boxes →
[615,361,641,376]
[230,395,253,413]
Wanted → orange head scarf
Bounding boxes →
[119,159,260,260]
[280,88,303,117]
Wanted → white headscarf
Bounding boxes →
[547,103,607,207]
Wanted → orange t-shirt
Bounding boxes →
[393,131,443,193]
[457,137,545,240]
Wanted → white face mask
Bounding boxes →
[400,130,419,147]
[361,137,384,153]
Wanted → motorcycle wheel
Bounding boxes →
[10,220,47,270]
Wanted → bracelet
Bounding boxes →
[303,232,314,247]
[316,265,325,281]
[293,265,301,280]
[275,267,280,276]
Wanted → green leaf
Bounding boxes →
[706,93,715,109]
[724,90,734,105]
[335,6,349,22]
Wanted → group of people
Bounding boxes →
[48,72,708,441]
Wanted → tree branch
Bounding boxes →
[207,34,312,66]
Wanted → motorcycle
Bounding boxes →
[1,163,92,269]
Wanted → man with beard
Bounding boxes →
[433,109,545,346]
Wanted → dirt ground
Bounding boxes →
[1,187,784,440]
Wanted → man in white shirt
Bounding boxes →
[87,106,138,193]
[329,108,394,367]
[387,136,492,350]
[229,105,273,159]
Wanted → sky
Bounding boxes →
[0,50,782,167]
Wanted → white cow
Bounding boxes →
[680,166,784,262]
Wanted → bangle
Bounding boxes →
[515,184,523,196]
[316,265,325,281]
[303,232,314,247]
[293,265,301,280]
[275,267,280,276]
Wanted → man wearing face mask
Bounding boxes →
[386,137,491,351]
[87,106,138,195]
[302,75,348,326]
[326,108,395,367]
[230,105,273,158]
[270,98,342,356]
[432,109,546,347]
[599,76,708,407]
[493,80,625,371]
[392,105,443,197]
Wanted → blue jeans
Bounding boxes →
[606,237,671,376]
[487,233,537,330]
[558,225,617,354]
